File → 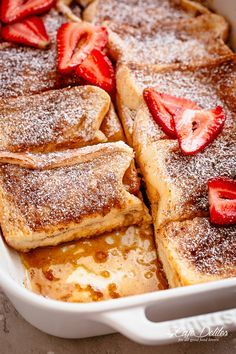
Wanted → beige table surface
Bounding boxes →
[1,290,236,354]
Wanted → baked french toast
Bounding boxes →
[128,56,236,227]
[106,13,230,66]
[117,55,236,144]
[157,217,236,287]
[0,86,123,153]
[121,56,236,286]
[133,121,235,227]
[0,142,150,251]
[83,0,209,27]
[0,0,235,295]
[0,9,81,99]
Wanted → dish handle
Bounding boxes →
[100,307,236,345]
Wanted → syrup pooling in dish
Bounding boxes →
[22,225,168,302]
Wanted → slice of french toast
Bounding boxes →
[106,13,230,66]
[0,86,117,153]
[157,217,236,287]
[83,0,209,27]
[128,56,236,227]
[0,142,151,251]
[133,121,235,227]
[117,55,236,144]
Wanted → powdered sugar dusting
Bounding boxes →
[168,218,236,276]
[0,147,132,231]
[0,9,81,99]
[91,0,200,29]
[108,20,230,65]
[131,57,236,133]
[0,86,109,152]
[161,136,236,218]
[131,58,236,220]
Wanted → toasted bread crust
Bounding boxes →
[0,143,151,251]
[0,86,112,153]
[117,55,236,141]
[106,14,230,66]
[83,0,209,26]
[157,218,236,287]
[131,57,236,227]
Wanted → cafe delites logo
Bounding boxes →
[171,326,228,342]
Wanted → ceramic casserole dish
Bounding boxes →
[0,0,236,345]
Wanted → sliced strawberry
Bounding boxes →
[208,177,236,225]
[157,92,200,117]
[76,49,115,94]
[143,88,176,138]
[143,89,200,138]
[1,16,50,48]
[0,0,55,24]
[173,105,226,155]
[57,22,108,74]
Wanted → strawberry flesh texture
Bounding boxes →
[157,92,200,117]
[0,0,55,24]
[76,49,115,94]
[57,22,108,74]
[208,177,236,225]
[173,105,226,155]
[143,88,176,138]
[143,89,200,139]
[1,16,50,48]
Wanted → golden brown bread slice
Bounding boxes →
[0,142,151,252]
[83,0,209,27]
[0,9,81,99]
[117,55,236,144]
[22,224,167,302]
[129,56,236,227]
[0,86,122,153]
[106,13,230,66]
[133,124,235,227]
[157,217,236,287]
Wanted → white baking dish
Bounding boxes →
[0,233,236,344]
[0,0,236,345]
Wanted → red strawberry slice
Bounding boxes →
[143,89,200,138]
[1,16,50,48]
[143,88,176,138]
[57,22,108,74]
[157,92,200,117]
[173,105,226,155]
[0,0,55,24]
[208,177,236,225]
[76,49,115,94]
